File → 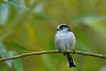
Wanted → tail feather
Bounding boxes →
[66,53,76,68]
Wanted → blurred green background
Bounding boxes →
[0,0,106,71]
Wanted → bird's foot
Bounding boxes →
[72,50,75,55]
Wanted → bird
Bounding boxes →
[55,24,76,68]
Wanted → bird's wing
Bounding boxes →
[55,33,65,50]
[55,37,62,50]
[68,32,76,50]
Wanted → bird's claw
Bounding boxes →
[72,50,75,55]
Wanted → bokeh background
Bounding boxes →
[0,0,106,71]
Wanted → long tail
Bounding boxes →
[66,53,76,68]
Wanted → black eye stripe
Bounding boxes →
[60,25,68,29]
[57,24,71,31]
[58,25,71,31]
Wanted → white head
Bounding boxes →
[57,24,71,33]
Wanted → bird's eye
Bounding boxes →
[60,28,63,30]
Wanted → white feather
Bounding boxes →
[55,31,75,50]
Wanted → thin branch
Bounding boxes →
[0,50,106,62]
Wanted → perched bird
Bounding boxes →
[55,24,76,68]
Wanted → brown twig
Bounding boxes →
[0,50,106,62]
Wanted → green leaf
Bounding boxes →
[0,2,9,25]
[74,27,90,51]
[0,0,3,4]
[8,0,27,9]
[0,68,2,71]
[25,0,30,7]
[5,41,28,50]
[33,13,58,25]
[74,16,106,36]
[41,55,56,71]
[100,66,106,71]
[9,51,24,71]
[0,43,12,68]
[77,39,90,51]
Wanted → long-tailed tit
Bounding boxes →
[55,24,76,68]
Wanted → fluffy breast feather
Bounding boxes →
[55,32,76,50]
